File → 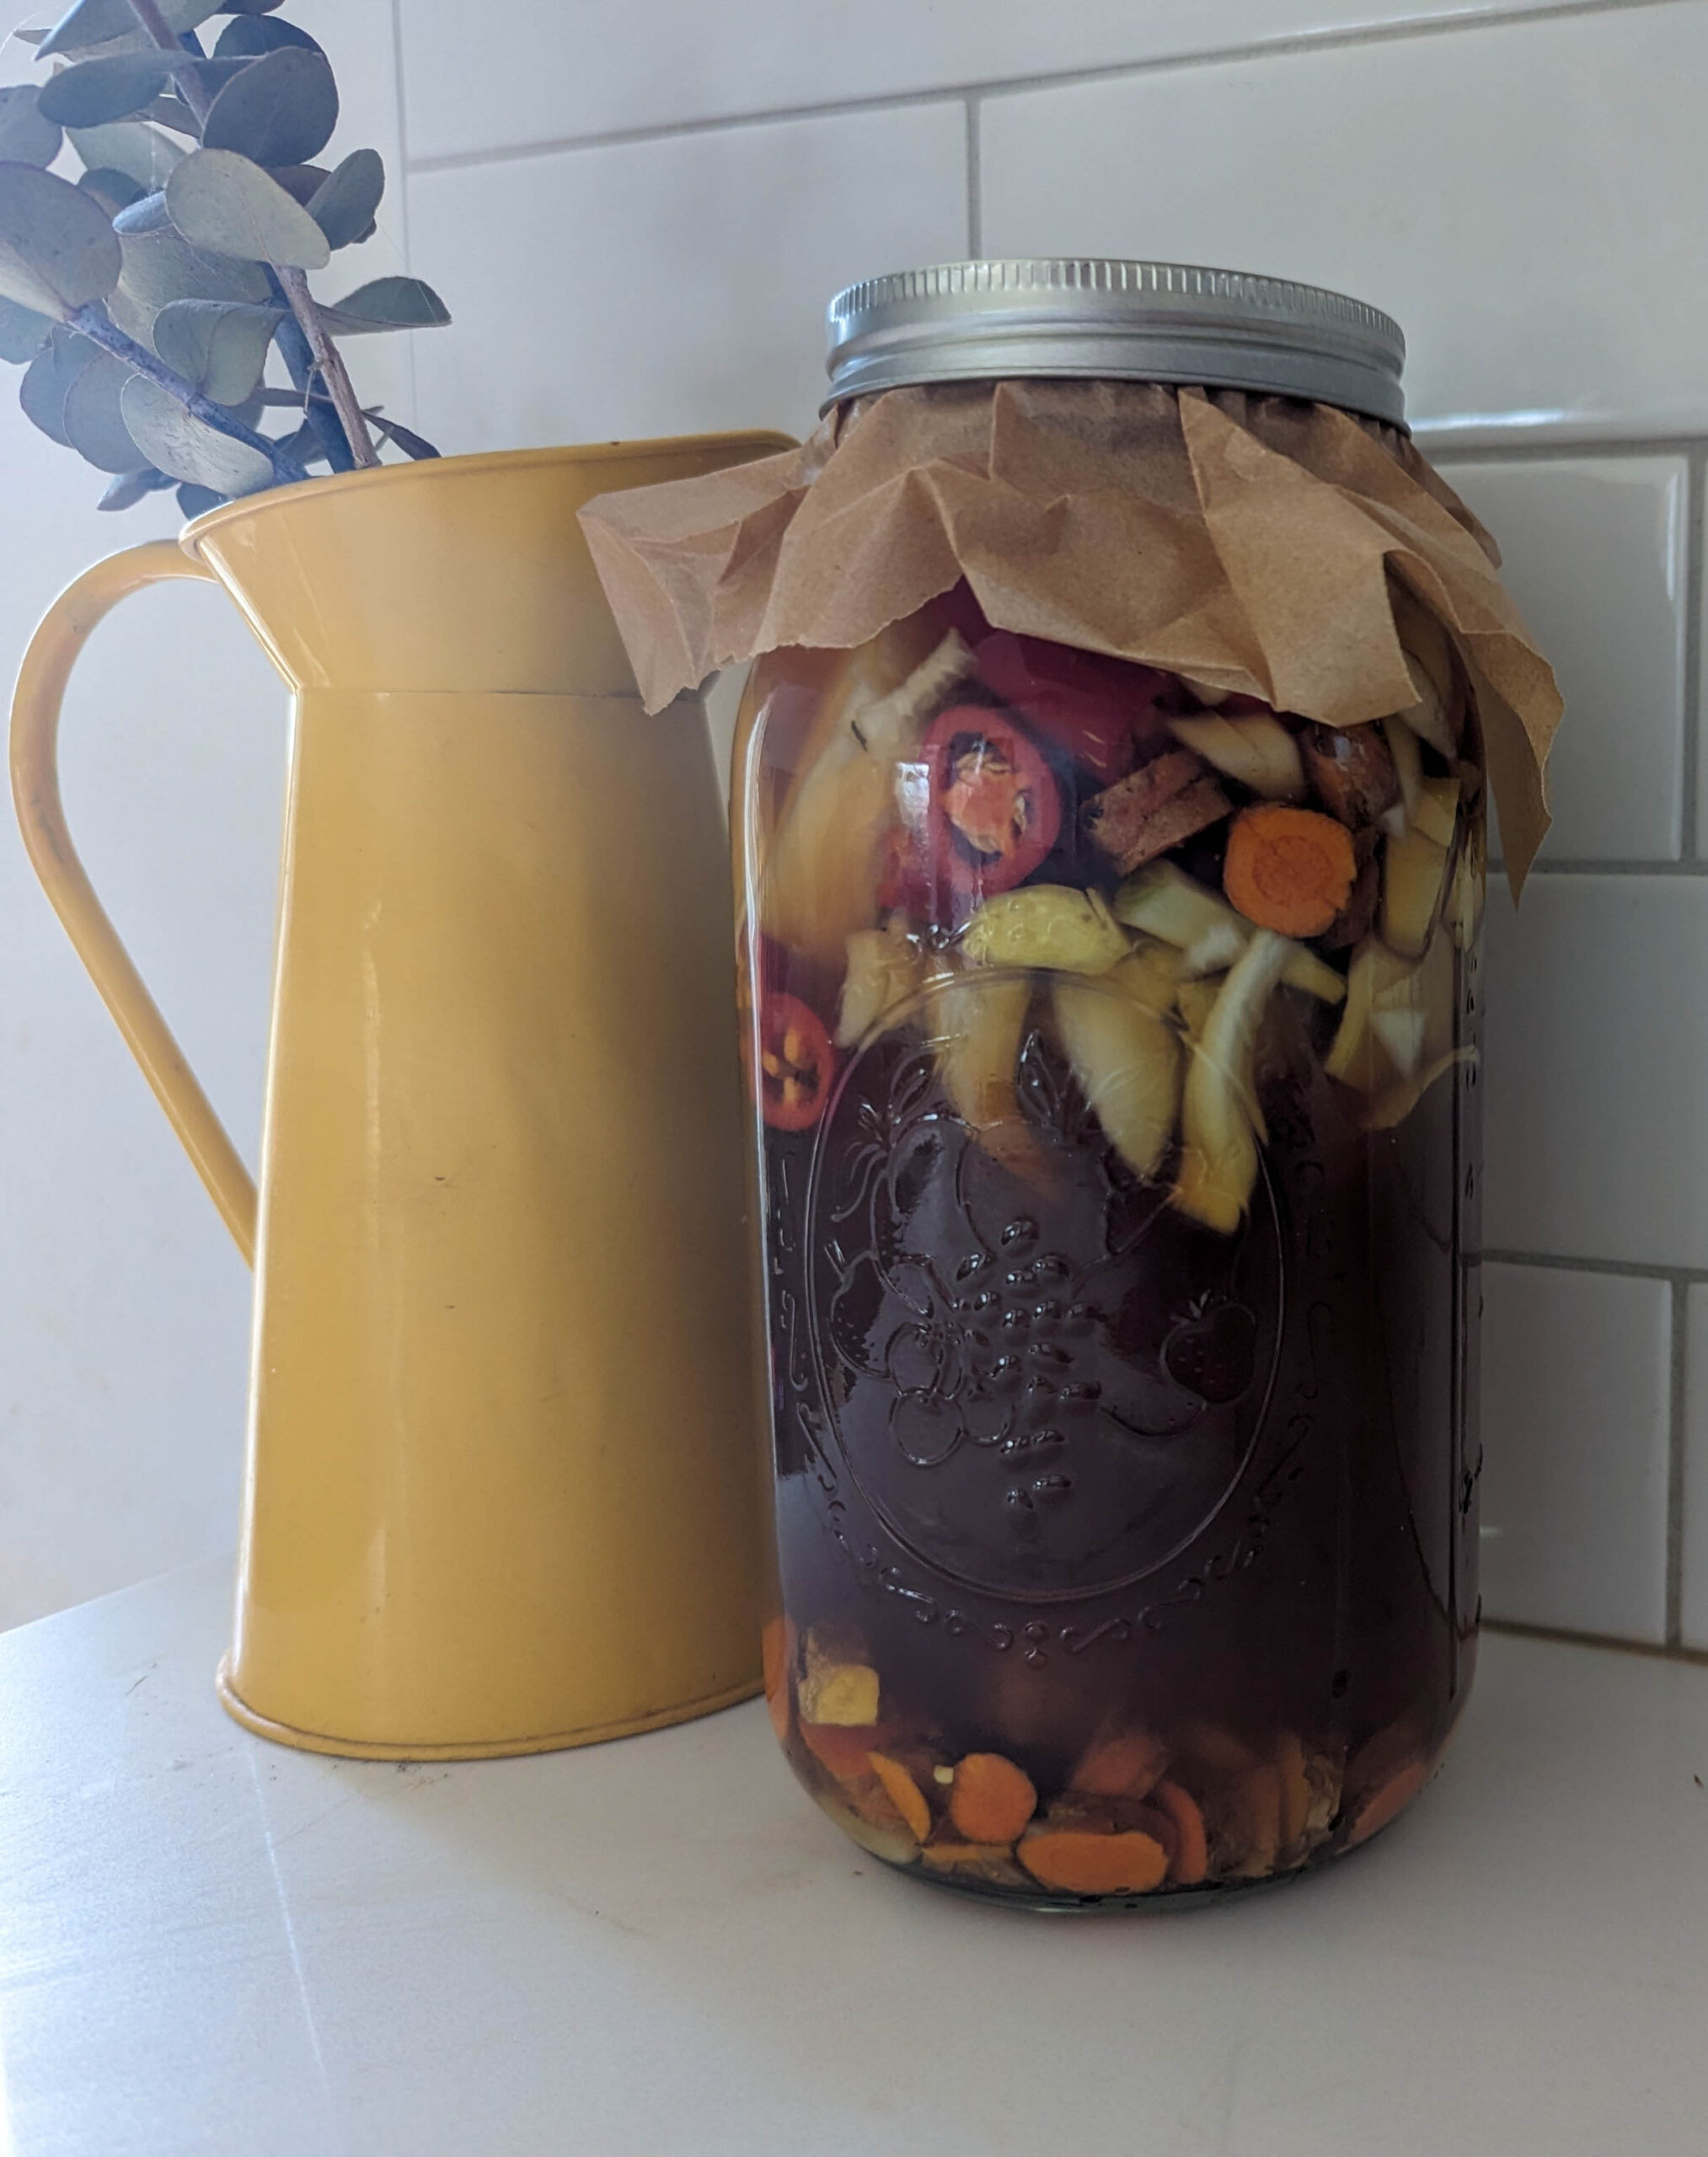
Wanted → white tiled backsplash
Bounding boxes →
[3,0,1706,1651]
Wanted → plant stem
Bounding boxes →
[123,0,381,471]
[274,267,380,468]
[68,304,310,486]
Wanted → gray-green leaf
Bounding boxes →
[79,167,148,215]
[202,48,337,169]
[98,466,173,511]
[176,482,225,519]
[67,120,186,190]
[62,348,144,471]
[307,150,383,249]
[108,225,270,347]
[120,372,276,495]
[38,0,222,59]
[165,148,330,270]
[153,298,284,404]
[318,277,451,335]
[0,165,123,318]
[0,293,54,365]
[19,325,99,444]
[112,190,174,235]
[214,17,319,58]
[36,55,172,128]
[0,85,64,167]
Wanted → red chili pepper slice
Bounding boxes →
[922,704,1063,897]
[974,631,1172,782]
[748,990,835,1132]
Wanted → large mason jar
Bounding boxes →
[733,265,1489,1907]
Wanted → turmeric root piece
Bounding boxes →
[868,1752,933,1843]
[947,1752,1038,1844]
[1070,1726,1170,1800]
[1202,1763,1283,1880]
[1150,1780,1209,1887]
[1302,721,1400,828]
[1018,1828,1169,1896]
[1224,804,1357,939]
[1342,1758,1431,1849]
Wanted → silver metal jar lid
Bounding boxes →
[823,259,1407,428]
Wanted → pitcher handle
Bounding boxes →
[9,542,259,1266]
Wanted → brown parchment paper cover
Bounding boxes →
[580,380,1562,890]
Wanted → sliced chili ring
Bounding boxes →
[749,990,835,1132]
[974,631,1172,782]
[923,704,1063,898]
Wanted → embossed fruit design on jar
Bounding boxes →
[581,259,1559,1909]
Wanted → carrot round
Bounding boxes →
[1223,804,1357,938]
[1070,1728,1170,1800]
[947,1752,1037,1845]
[1150,1780,1208,1886]
[1344,1758,1429,1849]
[1019,1829,1168,1896]
[761,1615,793,1746]
[869,1753,932,1843]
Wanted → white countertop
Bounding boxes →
[3,1558,1706,2155]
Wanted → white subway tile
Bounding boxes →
[1682,1287,1708,1650]
[1480,1264,1670,1643]
[399,0,1574,163]
[1434,458,1688,863]
[407,105,968,451]
[1483,875,1708,1270]
[981,5,1708,442]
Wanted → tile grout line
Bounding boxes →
[1483,1250,1708,1284]
[964,97,982,259]
[1668,1281,1688,1647]
[1437,432,1708,465]
[402,0,1689,175]
[1681,443,1706,864]
[1484,1614,1708,1667]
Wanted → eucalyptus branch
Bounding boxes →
[123,0,381,470]
[68,303,311,486]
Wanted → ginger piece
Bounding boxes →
[1070,1727,1170,1800]
[1382,710,1424,823]
[836,921,924,1046]
[961,883,1131,976]
[1411,773,1460,850]
[1167,712,1305,801]
[1150,1779,1209,1887]
[1302,721,1400,828]
[1052,965,1182,1180]
[1391,656,1455,760]
[1224,805,1357,939]
[1204,1762,1283,1880]
[1364,1047,1475,1132]
[1085,749,1233,875]
[811,1786,920,1867]
[933,971,1052,1188]
[1172,929,1293,1233]
[868,1752,933,1844]
[1118,862,1345,1001]
[1018,1828,1168,1896]
[1383,827,1451,958]
[947,1752,1038,1845]
[760,629,972,967]
[799,1628,880,1727]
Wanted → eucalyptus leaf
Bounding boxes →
[38,0,222,59]
[113,190,174,235]
[219,0,286,13]
[318,276,450,335]
[0,293,54,365]
[108,223,270,347]
[270,163,330,207]
[67,120,186,189]
[79,167,148,214]
[36,55,172,128]
[0,163,122,318]
[138,95,203,136]
[98,465,173,511]
[165,147,330,270]
[202,47,336,168]
[307,149,383,249]
[153,297,282,403]
[176,481,224,519]
[120,371,275,495]
[0,84,63,166]
[19,324,98,444]
[62,348,145,471]
[213,17,319,57]
[370,411,441,462]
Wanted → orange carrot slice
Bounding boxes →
[1150,1780,1208,1887]
[1223,804,1357,938]
[800,1720,886,1780]
[947,1752,1038,1845]
[1070,1728,1170,1800]
[1344,1758,1430,1849]
[760,1615,794,1746]
[1019,1829,1168,1896]
[869,1753,932,1843]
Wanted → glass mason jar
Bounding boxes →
[735,266,1486,1907]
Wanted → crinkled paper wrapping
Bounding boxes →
[580,380,1561,890]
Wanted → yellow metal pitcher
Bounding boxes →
[9,437,787,1758]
